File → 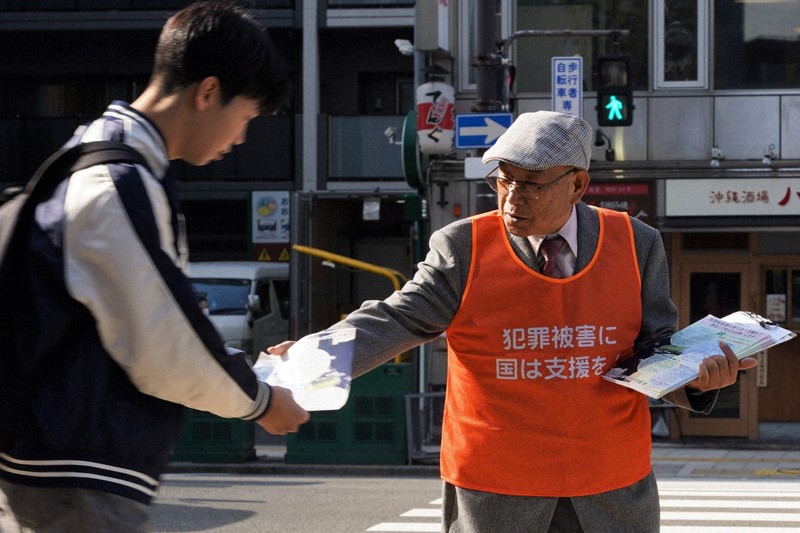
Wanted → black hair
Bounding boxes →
[152,1,289,115]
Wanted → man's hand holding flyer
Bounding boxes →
[603,311,796,399]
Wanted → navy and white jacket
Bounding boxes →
[0,102,271,504]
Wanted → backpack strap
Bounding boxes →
[0,141,151,276]
[25,140,150,198]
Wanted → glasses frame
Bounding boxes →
[485,167,576,199]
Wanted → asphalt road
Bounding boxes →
[152,471,800,532]
[150,473,441,533]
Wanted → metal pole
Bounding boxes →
[499,29,630,57]
[472,0,502,112]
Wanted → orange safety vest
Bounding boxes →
[441,207,651,497]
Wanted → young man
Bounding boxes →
[270,111,757,532]
[0,2,308,531]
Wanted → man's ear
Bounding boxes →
[194,76,222,111]
[569,169,590,205]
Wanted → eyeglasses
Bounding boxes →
[485,167,576,200]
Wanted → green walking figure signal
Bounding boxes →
[595,55,633,126]
[605,95,624,121]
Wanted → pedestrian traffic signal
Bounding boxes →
[597,93,631,126]
[596,55,633,127]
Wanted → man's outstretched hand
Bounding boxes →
[687,341,758,392]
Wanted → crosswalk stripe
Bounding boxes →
[367,479,800,531]
[661,510,800,521]
[400,509,441,517]
[658,481,800,491]
[366,523,440,532]
[660,498,800,509]
[660,525,796,533]
[661,491,800,498]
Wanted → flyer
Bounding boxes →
[252,328,356,411]
[602,311,796,399]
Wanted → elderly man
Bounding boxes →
[272,110,756,532]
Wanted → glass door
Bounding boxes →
[674,262,758,439]
[758,263,800,423]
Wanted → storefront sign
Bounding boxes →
[583,182,653,226]
[766,294,787,322]
[665,178,800,216]
[416,81,455,155]
[251,191,290,262]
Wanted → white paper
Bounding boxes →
[253,328,356,411]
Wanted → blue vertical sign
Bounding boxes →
[552,56,583,118]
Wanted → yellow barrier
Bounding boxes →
[292,244,410,363]
[292,244,408,290]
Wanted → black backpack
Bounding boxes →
[0,141,150,277]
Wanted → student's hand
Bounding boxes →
[687,341,758,392]
[256,385,309,435]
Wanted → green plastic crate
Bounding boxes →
[171,409,255,463]
[285,363,416,465]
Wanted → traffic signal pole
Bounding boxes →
[498,29,630,58]
[484,28,630,110]
[473,0,503,112]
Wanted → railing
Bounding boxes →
[404,391,445,465]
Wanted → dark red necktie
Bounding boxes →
[538,236,566,278]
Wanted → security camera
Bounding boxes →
[384,126,401,145]
[394,39,414,56]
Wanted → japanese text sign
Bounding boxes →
[665,178,800,216]
[552,56,583,117]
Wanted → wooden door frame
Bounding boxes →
[669,237,758,439]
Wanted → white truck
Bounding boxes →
[188,261,290,360]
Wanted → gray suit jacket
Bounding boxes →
[337,201,715,410]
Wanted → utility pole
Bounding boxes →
[472,0,503,112]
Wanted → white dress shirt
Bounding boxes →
[529,205,578,277]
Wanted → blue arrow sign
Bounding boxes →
[455,113,513,149]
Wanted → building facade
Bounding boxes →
[1,0,798,440]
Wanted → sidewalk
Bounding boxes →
[167,439,800,480]
[651,441,800,479]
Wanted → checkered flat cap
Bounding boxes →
[482,111,593,171]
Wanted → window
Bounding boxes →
[190,279,250,316]
[715,0,800,89]
[458,0,512,91]
[504,1,647,94]
[764,268,800,327]
[458,0,479,91]
[654,0,708,89]
[255,280,273,318]
[274,279,291,319]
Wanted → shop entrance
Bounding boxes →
[756,260,800,425]
[672,259,757,439]
[669,232,800,440]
